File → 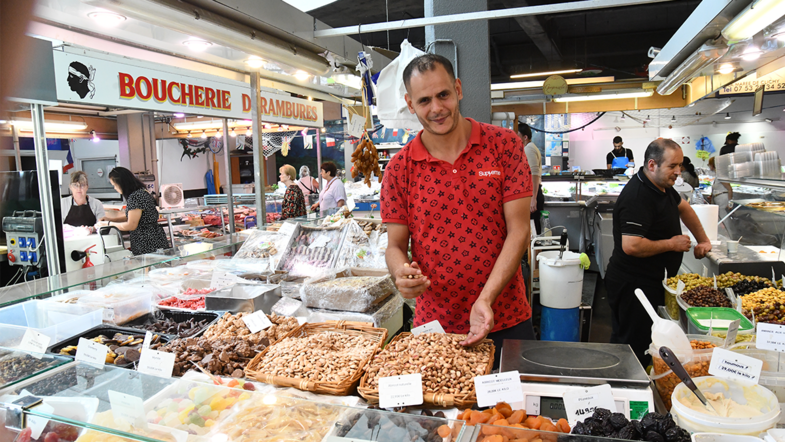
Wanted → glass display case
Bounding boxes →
[540,175,629,203]
[0,363,466,442]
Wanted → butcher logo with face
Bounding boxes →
[67,61,96,99]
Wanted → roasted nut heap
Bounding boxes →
[652,340,716,409]
[202,312,297,345]
[681,287,732,308]
[253,331,376,383]
[365,333,492,396]
[742,287,785,324]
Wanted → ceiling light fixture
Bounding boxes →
[671,115,677,123]
[294,70,311,81]
[644,115,651,122]
[246,127,252,136]
[722,0,785,41]
[263,124,271,130]
[688,102,695,107]
[620,114,626,121]
[183,39,213,52]
[725,113,732,119]
[741,46,762,61]
[510,68,583,79]
[187,131,192,138]
[10,120,87,131]
[87,11,127,27]
[245,56,265,69]
[766,118,773,123]
[173,113,185,118]
[320,127,326,133]
[201,130,207,139]
[307,96,313,101]
[215,130,222,139]
[230,128,237,137]
[718,63,735,75]
[90,130,100,143]
[281,125,289,130]
[491,76,615,91]
[553,90,654,103]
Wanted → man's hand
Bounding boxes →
[530,198,538,213]
[670,235,692,252]
[694,241,712,259]
[460,298,494,346]
[393,262,430,299]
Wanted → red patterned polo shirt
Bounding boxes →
[381,118,533,333]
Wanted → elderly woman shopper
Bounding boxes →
[280,165,307,220]
[297,165,319,197]
[62,171,105,228]
[310,161,346,216]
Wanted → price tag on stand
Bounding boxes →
[19,329,51,356]
[708,347,762,383]
[75,338,108,368]
[28,403,54,440]
[142,331,153,350]
[347,114,366,138]
[723,319,741,348]
[379,373,424,409]
[278,222,297,238]
[713,275,718,289]
[138,349,176,378]
[211,271,237,290]
[411,320,445,336]
[309,235,331,249]
[562,384,616,426]
[773,268,778,286]
[474,371,524,408]
[108,390,147,429]
[756,323,785,353]
[242,310,273,334]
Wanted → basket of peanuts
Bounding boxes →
[649,334,724,409]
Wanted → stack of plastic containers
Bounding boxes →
[714,142,776,179]
[754,151,782,178]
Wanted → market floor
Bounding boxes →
[589,274,613,343]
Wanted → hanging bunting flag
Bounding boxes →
[303,135,313,149]
[326,137,335,147]
[372,131,379,139]
[402,132,410,144]
[392,128,399,137]
[381,127,387,137]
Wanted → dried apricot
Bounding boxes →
[508,410,525,425]
[496,402,513,418]
[437,425,451,438]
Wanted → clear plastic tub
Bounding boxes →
[672,376,780,436]
[0,300,102,347]
[650,334,724,410]
[76,286,152,325]
[686,307,754,335]
[730,342,785,424]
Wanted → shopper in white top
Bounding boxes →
[310,161,347,215]
[517,123,545,234]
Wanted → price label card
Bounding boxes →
[676,279,685,295]
[28,403,54,440]
[242,310,273,334]
[724,319,741,349]
[474,371,524,408]
[411,320,445,336]
[142,331,153,350]
[19,329,51,356]
[308,235,331,249]
[709,347,762,383]
[108,390,147,429]
[138,349,176,378]
[713,275,718,289]
[563,384,616,425]
[75,338,107,367]
[347,113,366,138]
[756,323,785,353]
[211,271,237,290]
[279,222,297,238]
[379,373,424,409]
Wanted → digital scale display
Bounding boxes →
[540,396,567,420]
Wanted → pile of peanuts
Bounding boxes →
[652,340,716,409]
[364,333,492,396]
[742,287,785,324]
[202,312,298,346]
[681,287,732,308]
[252,331,376,383]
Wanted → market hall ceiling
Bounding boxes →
[308,0,702,82]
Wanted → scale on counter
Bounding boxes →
[500,340,655,421]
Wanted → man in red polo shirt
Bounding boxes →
[381,54,534,364]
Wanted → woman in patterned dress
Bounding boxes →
[103,167,171,255]
[279,165,306,220]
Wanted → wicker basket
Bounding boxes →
[357,332,495,409]
[244,320,388,396]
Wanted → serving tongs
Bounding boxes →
[659,346,719,415]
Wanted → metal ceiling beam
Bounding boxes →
[501,0,561,65]
[313,0,676,38]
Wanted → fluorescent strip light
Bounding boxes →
[10,120,87,131]
[491,76,615,91]
[722,0,785,41]
[510,69,583,79]
[553,90,653,103]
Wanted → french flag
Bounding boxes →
[63,145,75,173]
[393,129,399,136]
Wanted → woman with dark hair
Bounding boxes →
[103,167,170,255]
[310,161,347,215]
[680,156,700,188]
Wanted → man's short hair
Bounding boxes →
[402,54,455,92]
[726,132,741,143]
[644,138,680,166]
[518,123,532,140]
[613,136,623,144]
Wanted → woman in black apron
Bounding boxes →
[62,171,105,230]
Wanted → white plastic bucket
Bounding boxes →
[671,376,780,436]
[692,433,764,442]
[536,251,584,309]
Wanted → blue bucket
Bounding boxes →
[540,306,580,342]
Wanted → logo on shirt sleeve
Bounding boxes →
[477,168,503,180]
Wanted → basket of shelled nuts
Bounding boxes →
[357,332,495,409]
[244,320,388,396]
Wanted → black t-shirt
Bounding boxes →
[606,148,634,166]
[719,144,736,156]
[607,167,683,281]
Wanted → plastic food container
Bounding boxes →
[76,286,152,325]
[671,376,780,436]
[686,307,754,335]
[0,300,102,347]
[730,342,785,425]
[692,433,766,442]
[651,334,724,410]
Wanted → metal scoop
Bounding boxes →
[659,346,719,415]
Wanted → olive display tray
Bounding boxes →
[46,325,171,369]
[123,310,221,339]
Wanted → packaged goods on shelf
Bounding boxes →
[359,332,494,408]
[335,220,387,269]
[277,225,347,277]
[75,286,152,325]
[0,300,102,348]
[300,271,396,313]
[302,293,403,328]
[232,228,291,268]
[245,321,387,395]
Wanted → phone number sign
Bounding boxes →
[720,72,785,95]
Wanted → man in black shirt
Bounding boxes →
[606,136,634,169]
[605,138,712,365]
[719,132,741,156]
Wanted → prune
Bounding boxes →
[664,427,681,442]
[610,412,629,429]
[602,419,615,435]
[571,421,588,435]
[657,414,675,434]
[617,424,641,440]
[640,413,658,433]
[645,430,665,442]
[592,407,612,421]
[585,418,604,436]
[632,420,643,436]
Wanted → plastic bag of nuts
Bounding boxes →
[649,335,723,410]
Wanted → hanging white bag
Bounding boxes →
[376,39,425,131]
